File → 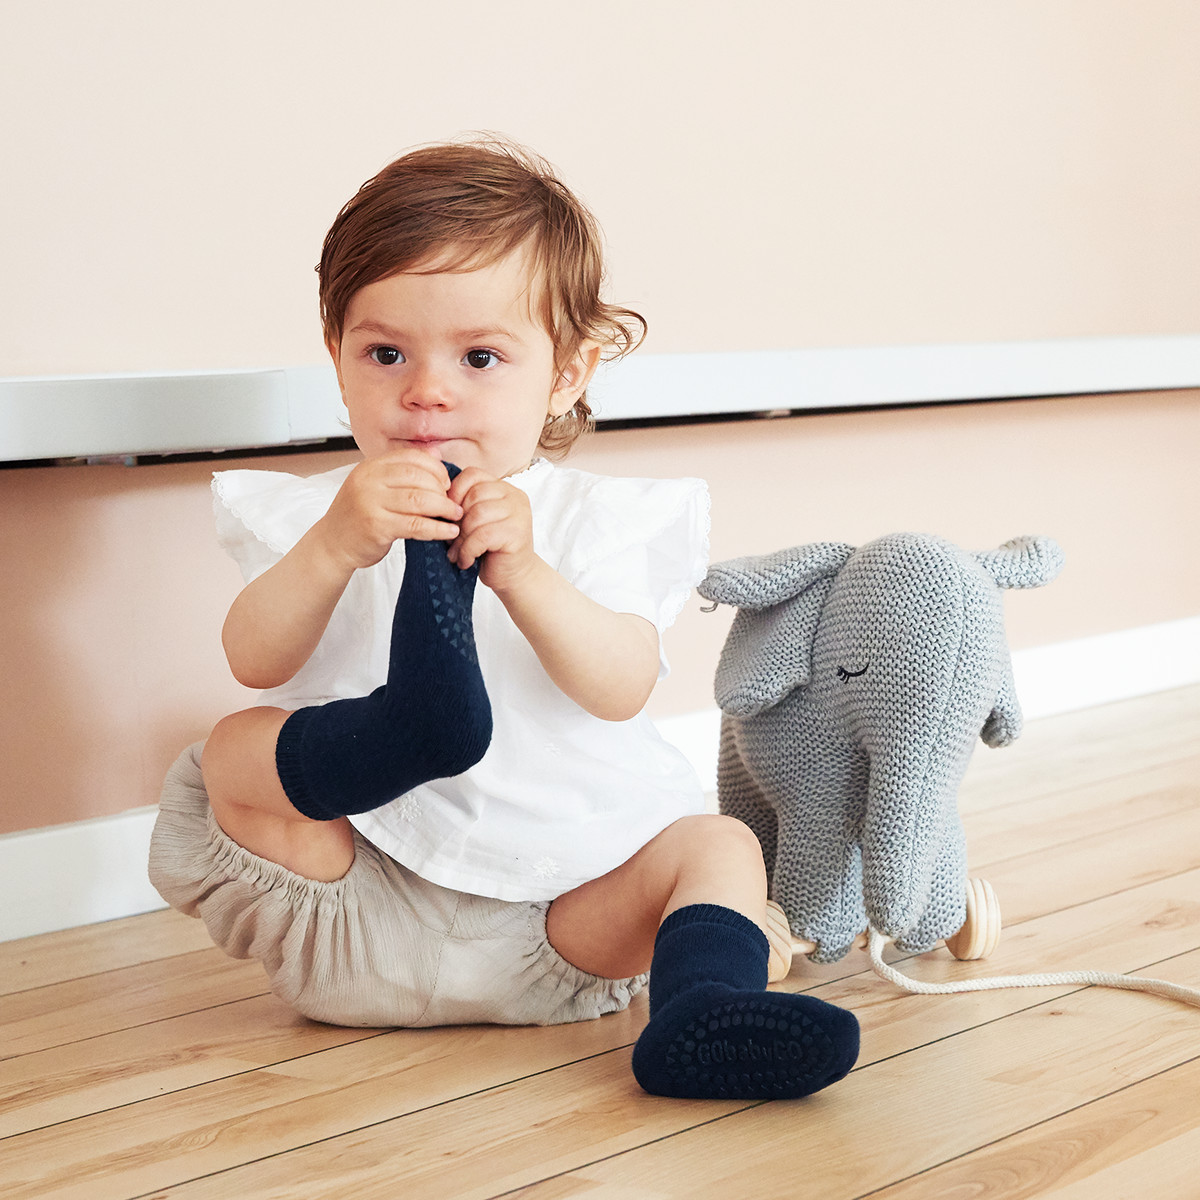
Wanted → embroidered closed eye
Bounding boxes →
[837,664,868,683]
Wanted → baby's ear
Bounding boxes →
[550,341,602,415]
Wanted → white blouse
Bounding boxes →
[212,457,711,901]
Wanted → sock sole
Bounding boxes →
[635,989,859,1101]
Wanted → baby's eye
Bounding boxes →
[464,349,500,370]
[369,346,403,366]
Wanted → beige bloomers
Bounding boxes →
[149,744,644,1028]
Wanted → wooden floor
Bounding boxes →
[2,685,1199,1199]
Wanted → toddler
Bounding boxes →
[149,138,860,1100]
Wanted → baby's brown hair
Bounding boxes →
[318,138,646,456]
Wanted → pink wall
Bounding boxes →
[5,5,1200,377]
[2,388,1196,836]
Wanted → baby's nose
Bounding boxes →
[403,365,453,409]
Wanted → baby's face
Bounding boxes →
[330,249,591,478]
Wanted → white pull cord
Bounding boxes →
[867,929,1200,1008]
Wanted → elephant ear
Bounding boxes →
[699,542,854,609]
[704,543,853,717]
[975,535,1065,590]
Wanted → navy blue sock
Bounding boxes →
[632,904,860,1100]
[275,466,492,821]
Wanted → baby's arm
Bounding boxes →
[223,452,463,689]
[448,471,659,721]
[496,554,659,721]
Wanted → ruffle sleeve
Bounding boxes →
[211,465,354,583]
[532,467,711,636]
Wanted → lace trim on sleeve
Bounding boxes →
[212,465,353,555]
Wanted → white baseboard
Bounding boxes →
[2,615,1197,944]
[0,806,165,943]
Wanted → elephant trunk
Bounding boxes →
[860,732,971,943]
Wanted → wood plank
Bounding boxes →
[975,801,1200,928]
[962,756,1199,870]
[1038,1118,1200,1200]
[0,946,266,1058]
[495,952,1200,1200]
[508,1181,667,1200]
[0,1004,655,1200]
[865,1055,1200,1199]
[0,993,383,1138]
[4,867,1196,1200]
[128,950,1200,1200]
[814,868,1200,1063]
[958,685,1200,812]
[0,907,212,996]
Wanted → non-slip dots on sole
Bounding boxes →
[663,998,840,1099]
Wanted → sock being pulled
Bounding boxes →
[632,904,860,1101]
[275,466,492,820]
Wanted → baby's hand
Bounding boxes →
[318,451,463,572]
[446,469,537,593]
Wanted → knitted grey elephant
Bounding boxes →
[698,533,1064,964]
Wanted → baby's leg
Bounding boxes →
[547,815,860,1101]
[203,529,492,881]
[203,707,356,881]
[276,534,492,820]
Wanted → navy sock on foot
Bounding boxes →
[632,904,860,1100]
[274,464,492,820]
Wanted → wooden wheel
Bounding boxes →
[944,877,1002,960]
[764,900,794,983]
[786,925,869,964]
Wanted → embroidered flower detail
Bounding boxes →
[395,792,423,822]
[542,741,562,758]
[532,856,562,880]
